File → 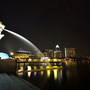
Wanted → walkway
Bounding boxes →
[0,73,40,90]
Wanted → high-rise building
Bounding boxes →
[65,48,76,58]
[54,51,62,58]
[55,45,60,51]
[54,45,62,58]
[43,52,48,57]
[43,49,54,58]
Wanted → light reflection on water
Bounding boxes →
[17,61,78,80]
[27,66,31,78]
[40,66,44,76]
[41,71,44,76]
[28,72,31,78]
[53,69,58,80]
[60,70,63,79]
[17,60,90,90]
[17,66,24,76]
[17,65,63,81]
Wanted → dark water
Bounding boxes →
[17,60,90,90]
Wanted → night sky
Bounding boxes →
[0,0,90,56]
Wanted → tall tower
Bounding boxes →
[65,48,76,58]
[55,45,60,51]
[54,45,62,58]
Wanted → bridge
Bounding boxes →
[17,61,63,66]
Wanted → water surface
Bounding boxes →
[17,60,90,90]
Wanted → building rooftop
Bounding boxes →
[16,49,31,54]
[0,52,10,59]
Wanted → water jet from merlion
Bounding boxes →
[0,22,44,57]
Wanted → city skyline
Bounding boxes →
[0,1,90,90]
[0,0,90,56]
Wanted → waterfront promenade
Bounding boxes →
[0,73,40,90]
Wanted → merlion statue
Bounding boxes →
[0,22,5,39]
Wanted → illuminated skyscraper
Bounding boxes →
[55,45,60,51]
[65,48,76,58]
[43,49,54,58]
[43,52,48,57]
[54,45,62,58]
[43,45,63,58]
[54,51,62,58]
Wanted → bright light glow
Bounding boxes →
[40,66,44,75]
[56,45,60,48]
[40,59,43,61]
[28,72,31,78]
[58,59,61,61]
[18,66,23,72]
[46,66,50,69]
[0,52,10,59]
[27,66,31,78]
[46,66,51,78]
[41,71,44,76]
[48,59,50,61]
[10,52,14,56]
[28,59,32,61]
[47,70,51,78]
[53,69,58,80]
[54,59,57,61]
[27,66,31,71]
[41,57,50,60]
[40,66,43,69]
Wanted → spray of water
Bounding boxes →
[4,29,44,57]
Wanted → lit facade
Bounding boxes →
[43,45,63,59]
[55,45,60,51]
[43,49,54,58]
[65,48,76,58]
[43,52,48,57]
[54,45,62,58]
[13,49,32,61]
[54,51,62,58]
